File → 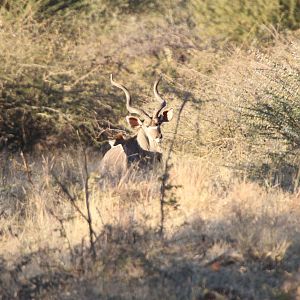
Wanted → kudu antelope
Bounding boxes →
[99,75,174,181]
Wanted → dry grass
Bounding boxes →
[1,148,300,299]
[1,2,300,299]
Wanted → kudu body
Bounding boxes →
[99,75,173,181]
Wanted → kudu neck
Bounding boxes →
[137,128,161,152]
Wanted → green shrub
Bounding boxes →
[249,82,300,150]
[246,44,300,152]
[190,0,300,42]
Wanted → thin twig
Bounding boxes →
[81,145,96,260]
[159,94,188,237]
[51,171,97,240]
[48,209,74,261]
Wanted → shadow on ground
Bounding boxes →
[1,215,300,300]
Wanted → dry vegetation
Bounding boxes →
[1,0,300,299]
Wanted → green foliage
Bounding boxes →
[280,0,300,29]
[190,0,300,42]
[0,0,162,26]
[247,50,300,151]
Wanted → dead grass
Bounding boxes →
[1,148,300,299]
[1,3,300,298]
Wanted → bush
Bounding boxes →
[247,43,300,152]
[0,0,299,151]
[190,0,300,42]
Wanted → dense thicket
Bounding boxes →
[0,0,299,151]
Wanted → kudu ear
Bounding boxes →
[160,108,174,123]
[126,116,143,128]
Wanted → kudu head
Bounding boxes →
[110,74,174,152]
